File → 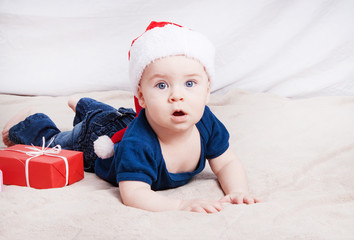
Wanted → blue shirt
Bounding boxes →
[95,106,229,191]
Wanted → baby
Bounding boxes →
[2,21,259,213]
[94,21,259,212]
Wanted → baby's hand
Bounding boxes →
[220,192,260,205]
[179,199,224,213]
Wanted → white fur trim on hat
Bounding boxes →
[94,135,114,159]
[129,23,215,96]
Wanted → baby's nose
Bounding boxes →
[169,89,184,102]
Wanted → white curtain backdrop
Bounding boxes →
[1,0,353,97]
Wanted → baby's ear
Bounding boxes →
[137,86,146,108]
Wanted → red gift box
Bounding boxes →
[0,144,84,189]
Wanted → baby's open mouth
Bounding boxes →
[173,111,185,116]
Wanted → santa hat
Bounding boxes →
[94,21,215,159]
[129,21,215,96]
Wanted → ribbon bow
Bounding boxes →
[24,137,62,156]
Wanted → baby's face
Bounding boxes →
[137,55,210,133]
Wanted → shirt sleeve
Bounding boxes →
[201,106,230,159]
[115,138,158,186]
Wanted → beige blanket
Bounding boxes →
[1,89,354,239]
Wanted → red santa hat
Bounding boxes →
[129,21,215,96]
[94,21,215,159]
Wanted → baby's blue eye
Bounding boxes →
[185,81,195,87]
[157,82,167,89]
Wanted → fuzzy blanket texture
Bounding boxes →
[0,89,353,239]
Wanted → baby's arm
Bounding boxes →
[119,181,223,213]
[209,148,260,204]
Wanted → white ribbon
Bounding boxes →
[2,137,69,188]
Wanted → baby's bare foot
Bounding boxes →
[68,97,80,112]
[2,107,35,147]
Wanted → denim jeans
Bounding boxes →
[9,98,136,172]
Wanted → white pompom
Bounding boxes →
[94,135,115,159]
